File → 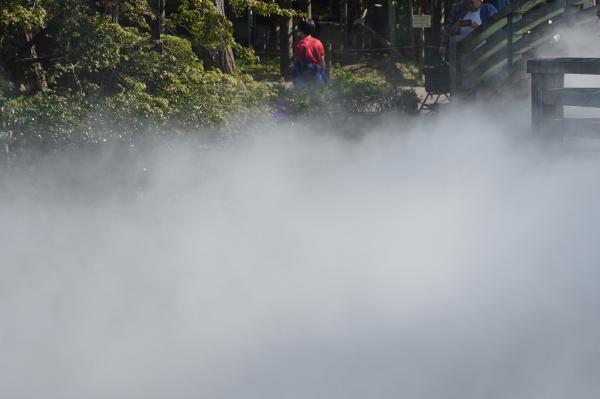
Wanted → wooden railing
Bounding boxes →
[528,58,600,135]
[449,0,598,94]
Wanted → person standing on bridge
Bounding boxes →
[439,0,499,57]
[291,20,327,86]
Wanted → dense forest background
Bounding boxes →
[0,0,445,152]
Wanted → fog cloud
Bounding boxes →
[2,101,600,399]
[3,20,600,397]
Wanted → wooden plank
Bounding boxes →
[463,49,508,89]
[462,0,568,72]
[514,18,560,55]
[533,5,599,35]
[454,0,553,80]
[453,0,595,95]
[566,0,590,5]
[449,36,458,95]
[513,0,547,13]
[481,65,511,86]
[458,0,549,54]
[527,58,600,75]
[492,54,523,78]
[472,72,512,96]
[507,12,514,71]
[531,73,545,127]
[531,73,564,128]
[460,30,507,72]
[477,60,510,89]
[461,52,523,90]
[466,52,529,95]
[543,88,600,108]
[472,0,579,61]
[514,35,552,56]
[459,15,508,53]
[512,0,566,34]
[543,74,565,125]
[513,3,576,55]
[468,60,506,89]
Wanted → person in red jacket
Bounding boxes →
[292,20,327,85]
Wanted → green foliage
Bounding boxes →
[0,34,272,150]
[334,59,423,87]
[168,70,272,127]
[117,34,206,94]
[0,1,276,152]
[167,0,297,62]
[332,69,393,113]
[274,69,419,119]
[228,0,298,17]
[238,58,283,82]
[117,0,153,31]
[392,62,423,87]
[0,1,47,62]
[0,0,420,155]
[0,2,47,34]
[48,15,130,86]
[168,0,236,52]
[0,77,271,150]
[0,91,91,148]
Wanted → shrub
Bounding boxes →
[0,91,91,149]
[1,86,270,147]
[0,75,272,152]
[273,68,419,119]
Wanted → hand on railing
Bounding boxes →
[449,21,461,34]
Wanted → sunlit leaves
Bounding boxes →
[0,3,47,34]
[168,0,236,51]
[228,0,298,17]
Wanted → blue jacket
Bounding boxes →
[442,1,505,47]
[486,0,510,12]
[460,3,498,25]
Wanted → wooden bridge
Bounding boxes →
[528,57,600,136]
[448,0,599,94]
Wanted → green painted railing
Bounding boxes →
[449,0,599,95]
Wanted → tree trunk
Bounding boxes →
[340,0,348,47]
[279,1,293,78]
[431,0,441,46]
[358,0,369,48]
[387,0,396,46]
[112,0,120,24]
[214,0,237,73]
[247,9,253,49]
[25,33,47,91]
[149,0,165,40]
[101,1,119,23]
[407,0,415,61]
[431,0,442,61]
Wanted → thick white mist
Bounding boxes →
[2,101,600,399]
